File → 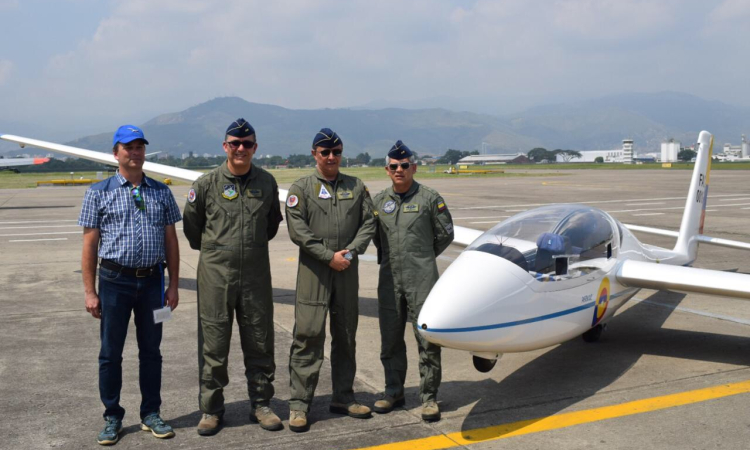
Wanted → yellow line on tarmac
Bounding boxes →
[355,379,750,450]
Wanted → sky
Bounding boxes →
[1,0,749,140]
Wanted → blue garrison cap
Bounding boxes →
[226,118,255,138]
[387,140,413,160]
[312,128,342,149]
[113,125,149,147]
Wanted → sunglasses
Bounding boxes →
[388,162,412,171]
[318,149,343,157]
[131,186,145,211]
[225,140,256,149]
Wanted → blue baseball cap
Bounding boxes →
[113,125,149,147]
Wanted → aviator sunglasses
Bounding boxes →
[388,162,412,171]
[317,149,343,157]
[225,140,256,149]
[131,186,145,211]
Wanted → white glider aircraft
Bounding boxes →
[2,130,748,374]
[418,131,750,371]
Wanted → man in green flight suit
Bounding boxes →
[285,128,377,432]
[183,118,284,435]
[371,140,454,422]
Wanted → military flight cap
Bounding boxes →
[226,118,255,138]
[113,125,149,147]
[312,128,342,149]
[387,140,413,160]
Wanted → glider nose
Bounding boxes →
[418,250,532,351]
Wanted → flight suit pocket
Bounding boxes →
[239,300,268,346]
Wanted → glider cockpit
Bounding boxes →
[467,204,616,281]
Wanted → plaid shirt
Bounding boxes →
[78,172,182,268]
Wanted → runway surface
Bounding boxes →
[1,168,750,449]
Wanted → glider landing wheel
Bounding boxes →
[472,355,497,373]
[582,324,605,343]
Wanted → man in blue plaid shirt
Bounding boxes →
[78,125,181,446]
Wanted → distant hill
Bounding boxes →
[61,92,750,157]
[505,91,750,150]
[64,97,541,157]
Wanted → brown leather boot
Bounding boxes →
[329,401,372,419]
[249,405,283,431]
[373,394,405,414]
[421,400,441,422]
[196,413,222,436]
[289,410,309,433]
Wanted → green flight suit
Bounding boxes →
[182,162,282,416]
[285,169,376,412]
[372,181,454,403]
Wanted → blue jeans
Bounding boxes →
[98,266,164,420]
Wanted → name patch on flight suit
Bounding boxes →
[337,190,353,200]
[319,184,332,199]
[222,184,238,200]
[383,200,396,214]
[403,203,419,213]
[247,188,263,198]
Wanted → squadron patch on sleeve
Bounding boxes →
[286,194,299,208]
[187,188,197,203]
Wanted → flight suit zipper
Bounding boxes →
[238,175,244,289]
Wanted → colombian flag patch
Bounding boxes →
[437,201,447,212]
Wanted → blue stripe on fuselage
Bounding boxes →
[426,301,597,333]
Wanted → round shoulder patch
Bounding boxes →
[187,188,197,203]
[286,194,299,208]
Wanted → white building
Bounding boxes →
[556,149,623,163]
[723,142,742,158]
[661,139,680,162]
[457,153,530,165]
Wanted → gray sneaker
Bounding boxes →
[141,413,175,439]
[97,416,122,446]
[249,405,283,431]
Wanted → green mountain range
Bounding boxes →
[52,92,750,157]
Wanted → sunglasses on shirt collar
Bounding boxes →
[131,186,145,211]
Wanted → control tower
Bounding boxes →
[622,139,634,164]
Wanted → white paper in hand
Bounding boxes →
[153,306,173,324]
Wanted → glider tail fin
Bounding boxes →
[673,131,713,264]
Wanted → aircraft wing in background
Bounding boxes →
[0,157,49,168]
[617,260,750,299]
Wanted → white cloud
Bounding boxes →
[2,0,749,131]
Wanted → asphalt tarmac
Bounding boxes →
[1,168,750,449]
